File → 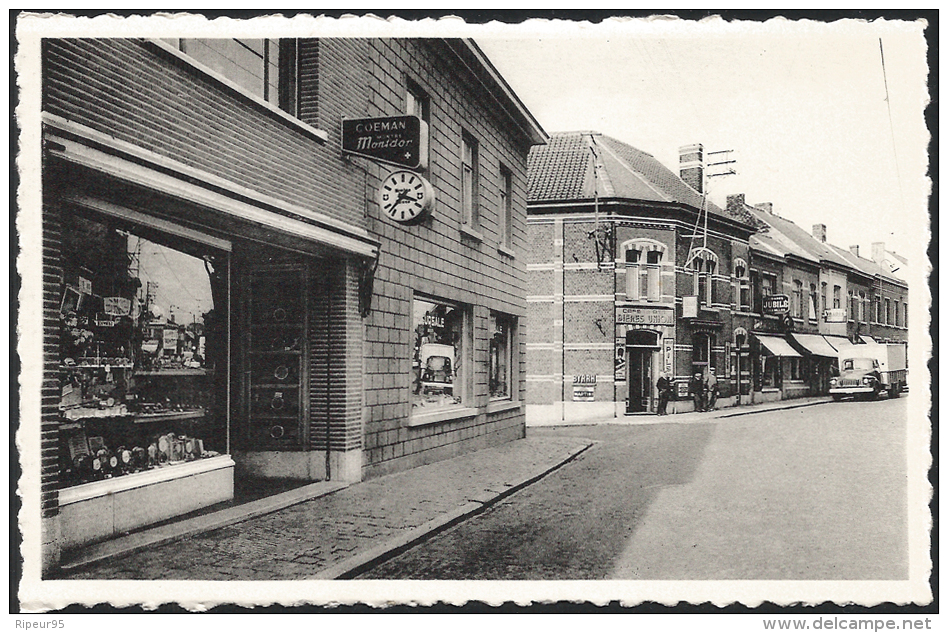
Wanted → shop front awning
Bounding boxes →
[791,333,839,358]
[755,334,801,357]
[823,336,853,352]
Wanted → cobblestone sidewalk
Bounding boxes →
[57,436,592,581]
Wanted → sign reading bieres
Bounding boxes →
[616,307,675,325]
[342,115,429,170]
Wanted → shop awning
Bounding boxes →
[791,333,839,358]
[755,334,801,357]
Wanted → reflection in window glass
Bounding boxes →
[412,297,464,411]
[489,313,514,399]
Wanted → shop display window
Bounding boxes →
[489,312,515,400]
[57,213,228,487]
[411,296,466,411]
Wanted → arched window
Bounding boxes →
[688,247,718,306]
[734,258,750,311]
[623,239,666,303]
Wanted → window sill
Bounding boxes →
[459,225,484,242]
[486,400,521,415]
[408,406,478,428]
[760,387,781,393]
[497,244,516,259]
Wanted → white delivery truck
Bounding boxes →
[829,341,907,401]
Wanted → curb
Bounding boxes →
[713,398,833,419]
[312,440,595,580]
[59,480,349,572]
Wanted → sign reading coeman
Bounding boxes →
[342,115,429,170]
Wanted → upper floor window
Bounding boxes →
[903,301,908,328]
[894,300,900,327]
[176,38,298,115]
[858,291,867,323]
[689,248,718,306]
[833,285,841,309]
[406,79,430,124]
[499,165,513,249]
[821,282,828,315]
[734,258,750,311]
[792,280,804,319]
[625,240,666,302]
[809,283,818,321]
[461,132,479,229]
[885,298,891,325]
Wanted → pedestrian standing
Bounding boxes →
[706,368,718,410]
[691,372,705,412]
[656,372,671,415]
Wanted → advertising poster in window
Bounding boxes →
[412,298,463,411]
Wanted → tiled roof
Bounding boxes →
[528,132,744,223]
[829,244,906,286]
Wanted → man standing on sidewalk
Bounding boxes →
[691,372,705,412]
[706,368,718,410]
[656,372,671,415]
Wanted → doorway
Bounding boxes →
[626,330,659,413]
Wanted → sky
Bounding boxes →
[474,16,931,267]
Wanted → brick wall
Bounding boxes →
[357,39,530,477]
[41,198,63,520]
[42,39,365,229]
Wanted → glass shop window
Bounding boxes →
[489,312,516,400]
[58,213,228,487]
[412,296,467,411]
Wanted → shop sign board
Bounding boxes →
[763,294,790,315]
[342,115,428,170]
[663,337,674,375]
[572,385,595,402]
[676,381,690,397]
[163,327,179,351]
[682,296,698,318]
[616,306,675,325]
[823,308,847,323]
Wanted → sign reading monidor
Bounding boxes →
[616,307,675,325]
[342,115,428,170]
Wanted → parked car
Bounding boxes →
[830,342,907,400]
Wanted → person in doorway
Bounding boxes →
[690,372,705,412]
[656,372,671,415]
[706,368,718,410]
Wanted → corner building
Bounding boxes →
[39,37,545,572]
[526,134,758,422]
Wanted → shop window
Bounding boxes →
[177,38,298,115]
[789,357,803,381]
[489,312,516,400]
[809,284,818,321]
[499,166,513,249]
[689,248,717,306]
[624,240,666,303]
[792,280,803,319]
[761,356,781,388]
[461,131,480,229]
[58,213,228,487]
[734,259,750,311]
[412,296,467,411]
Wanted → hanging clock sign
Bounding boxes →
[379,170,434,224]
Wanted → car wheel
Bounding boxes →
[832,394,843,402]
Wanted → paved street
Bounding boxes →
[359,397,908,580]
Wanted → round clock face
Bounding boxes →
[379,170,433,224]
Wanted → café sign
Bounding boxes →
[616,307,675,325]
[762,294,790,316]
[342,115,428,170]
[823,308,847,323]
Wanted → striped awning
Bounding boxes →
[755,334,801,357]
[791,333,839,358]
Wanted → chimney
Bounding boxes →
[754,202,773,214]
[849,245,860,257]
[872,242,886,264]
[812,224,827,243]
[679,143,704,193]
[726,193,746,216]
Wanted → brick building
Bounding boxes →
[38,37,544,571]
[525,134,758,422]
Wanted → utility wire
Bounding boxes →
[879,38,906,219]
